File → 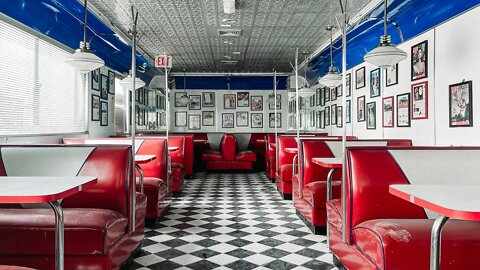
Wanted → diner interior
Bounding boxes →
[0,0,479,269]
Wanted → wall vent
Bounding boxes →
[218,29,242,37]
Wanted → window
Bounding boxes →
[0,19,86,136]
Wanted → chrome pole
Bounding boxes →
[49,201,64,270]
[129,6,138,233]
[295,48,300,140]
[431,216,449,270]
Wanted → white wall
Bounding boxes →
[88,66,116,138]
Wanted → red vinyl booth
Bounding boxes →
[247,133,268,169]
[0,145,146,270]
[265,134,276,181]
[168,136,186,193]
[165,134,194,178]
[202,134,256,170]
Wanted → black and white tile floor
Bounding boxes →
[130,172,338,270]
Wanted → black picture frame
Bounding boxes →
[222,113,234,128]
[331,104,337,125]
[100,74,109,100]
[202,111,215,126]
[108,70,115,94]
[175,92,187,107]
[355,66,366,89]
[188,114,201,130]
[91,69,100,91]
[251,113,263,128]
[320,88,325,106]
[202,92,215,107]
[91,94,100,121]
[331,88,337,101]
[237,92,249,107]
[316,111,320,128]
[370,68,381,98]
[357,95,365,122]
[236,111,249,127]
[346,73,352,97]
[449,81,473,127]
[100,101,108,126]
[269,113,281,128]
[337,106,343,128]
[324,87,330,102]
[366,102,376,129]
[269,94,281,110]
[397,93,411,127]
[325,106,330,126]
[251,96,263,111]
[320,110,325,129]
[175,111,187,127]
[189,95,201,110]
[346,100,351,123]
[386,64,398,87]
[224,94,236,109]
[411,40,428,81]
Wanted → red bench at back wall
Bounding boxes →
[202,134,256,170]
[0,145,145,270]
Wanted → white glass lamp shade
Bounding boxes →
[364,43,407,68]
[64,49,104,73]
[148,75,166,89]
[177,93,192,106]
[298,87,316,98]
[288,75,307,89]
[318,72,342,88]
[223,0,235,14]
[120,75,146,90]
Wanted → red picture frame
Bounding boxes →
[411,81,428,120]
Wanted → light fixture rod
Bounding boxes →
[83,0,87,47]
[383,0,388,37]
[329,27,333,68]
[129,6,138,234]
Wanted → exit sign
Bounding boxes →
[155,55,172,68]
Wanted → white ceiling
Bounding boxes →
[88,0,371,73]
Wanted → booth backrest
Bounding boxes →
[248,133,267,154]
[324,139,412,158]
[168,136,185,164]
[265,134,276,165]
[277,136,298,171]
[221,134,237,161]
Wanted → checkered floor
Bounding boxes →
[129,172,337,270]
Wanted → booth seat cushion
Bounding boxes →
[303,181,342,209]
[0,208,127,255]
[279,164,293,182]
[235,150,256,162]
[292,174,300,195]
[202,151,223,161]
[326,199,343,232]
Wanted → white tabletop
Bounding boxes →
[135,155,156,164]
[168,146,179,151]
[390,184,480,221]
[0,176,97,203]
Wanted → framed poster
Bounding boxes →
[346,73,351,97]
[325,106,330,126]
[202,92,215,107]
[100,101,108,126]
[382,96,394,128]
[188,114,201,130]
[316,111,320,128]
[366,102,376,129]
[222,113,234,128]
[189,95,201,110]
[325,87,330,102]
[269,113,281,128]
[91,95,100,121]
[108,70,115,94]
[370,68,381,98]
[224,94,236,109]
[175,92,186,107]
[251,96,263,111]
[412,81,428,119]
[320,88,325,106]
[449,81,473,127]
[236,111,249,127]
[202,111,215,126]
[356,67,366,89]
[346,100,351,123]
[237,92,249,107]
[331,104,337,125]
[310,110,315,127]
[316,89,321,106]
[251,113,263,128]
[337,84,343,97]
[411,40,428,81]
[331,87,337,101]
[319,110,325,129]
[175,111,187,127]
[357,95,365,122]
[386,64,398,87]
[337,106,343,128]
[397,93,411,127]
[310,95,315,107]
[91,69,100,91]
[100,74,109,100]
[269,94,281,110]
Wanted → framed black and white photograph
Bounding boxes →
[316,111,320,128]
[251,96,263,111]
[188,114,201,130]
[325,106,330,126]
[91,68,100,91]
[324,86,330,102]
[202,92,215,107]
[100,101,108,126]
[251,113,263,128]
[411,40,428,81]
[346,73,352,97]
[357,95,365,122]
[331,87,337,101]
[222,113,234,128]
[310,110,315,127]
[108,70,115,94]
[91,94,100,121]
[356,66,366,89]
[315,89,320,106]
[366,102,376,129]
[346,100,351,123]
[310,95,315,107]
[331,104,337,125]
[337,106,343,128]
[100,74,109,100]
[269,113,281,128]
[269,94,281,110]
[224,94,236,109]
[236,111,249,127]
[386,64,398,87]
[397,93,411,127]
[175,92,187,107]
[320,110,325,129]
[320,88,325,106]
[370,68,381,98]
[337,84,343,97]
[237,92,249,107]
[202,111,215,126]
[449,81,473,127]
[175,111,187,127]
[189,95,201,110]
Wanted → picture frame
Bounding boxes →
[224,94,236,109]
[91,69,100,91]
[100,74,109,100]
[188,114,201,130]
[370,68,381,98]
[411,40,428,81]
[236,111,249,127]
[397,93,411,127]
[91,94,100,121]
[202,92,215,107]
[237,92,249,107]
[449,81,473,127]
[386,64,398,87]
[357,95,365,122]
[310,95,315,107]
[346,100,351,123]
[382,96,394,128]
[251,113,263,128]
[320,88,325,106]
[319,110,325,129]
[324,87,330,102]
[337,106,343,128]
[189,95,201,110]
[316,111,320,128]
[138,88,144,104]
[202,111,215,126]
[251,96,263,111]
[337,84,343,98]
[222,113,234,128]
[100,101,108,126]
[108,70,115,94]
[310,110,315,127]
[331,88,337,101]
[269,94,281,110]
[269,113,281,128]
[331,104,337,125]
[355,66,366,89]
[325,106,330,126]
[316,89,321,106]
[346,73,352,97]
[175,111,187,127]
[174,92,186,107]
[366,102,376,129]
[412,81,428,120]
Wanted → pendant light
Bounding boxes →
[298,53,315,98]
[64,0,104,73]
[363,0,407,68]
[120,70,145,89]
[177,71,193,106]
[318,26,342,88]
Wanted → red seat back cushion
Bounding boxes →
[221,134,237,161]
[299,140,339,187]
[168,136,185,164]
[136,139,168,181]
[277,136,298,172]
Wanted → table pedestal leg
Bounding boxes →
[326,168,337,249]
[48,201,64,270]
[135,164,144,193]
[431,215,449,270]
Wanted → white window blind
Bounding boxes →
[0,20,86,136]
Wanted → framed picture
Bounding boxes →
[316,89,321,106]
[251,96,263,111]
[91,69,100,91]
[319,110,325,129]
[310,95,315,107]
[251,113,263,128]
[236,112,249,127]
[189,95,201,110]
[397,93,411,127]
[320,88,325,106]
[202,92,215,107]
[370,68,381,98]
[366,102,376,129]
[188,114,201,130]
[382,96,394,128]
[108,70,115,94]
[237,92,249,107]
[100,101,108,126]
[269,94,281,110]
[175,111,187,127]
[100,74,109,100]
[91,94,100,121]
[411,40,428,81]
[357,95,365,122]
[310,110,315,127]
[346,73,351,97]
[412,81,428,119]
[449,81,473,127]
[337,106,343,128]
[174,92,186,107]
[269,113,281,128]
[337,84,343,97]
[159,96,165,110]
[202,111,215,126]
[356,67,366,89]
[325,87,330,102]
[325,106,330,126]
[331,88,337,101]
[346,100,351,123]
[224,94,236,109]
[386,64,398,87]
[331,104,337,125]
[316,111,320,128]
[222,113,234,128]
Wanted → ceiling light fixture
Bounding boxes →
[64,0,104,73]
[363,0,407,68]
[120,70,145,89]
[318,26,342,88]
[298,53,315,98]
[223,0,235,14]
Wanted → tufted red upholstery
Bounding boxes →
[202,134,256,170]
